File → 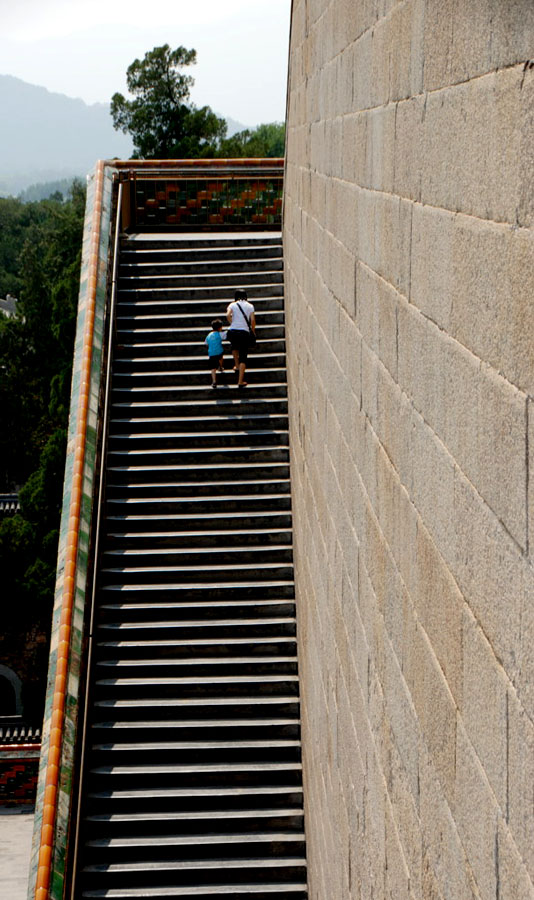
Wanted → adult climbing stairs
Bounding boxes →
[71,232,308,899]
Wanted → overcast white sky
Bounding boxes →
[0,0,292,126]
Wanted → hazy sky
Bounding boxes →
[1,0,292,126]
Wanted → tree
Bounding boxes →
[218,122,286,159]
[0,181,85,628]
[111,45,227,159]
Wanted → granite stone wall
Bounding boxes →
[284,2,534,897]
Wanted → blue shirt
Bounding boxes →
[205,330,225,355]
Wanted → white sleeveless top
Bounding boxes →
[228,299,254,331]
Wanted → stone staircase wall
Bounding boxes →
[284,2,534,899]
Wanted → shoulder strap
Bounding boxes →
[235,302,252,333]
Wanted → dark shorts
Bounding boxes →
[208,354,223,369]
[228,329,252,363]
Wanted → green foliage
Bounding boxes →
[111,44,227,159]
[0,180,85,631]
[218,122,286,159]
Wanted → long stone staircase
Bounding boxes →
[72,233,307,899]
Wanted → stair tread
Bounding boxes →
[100,583,295,594]
[84,858,305,873]
[82,882,307,897]
[103,544,291,556]
[92,719,299,729]
[108,429,288,439]
[108,447,289,459]
[97,658,297,667]
[87,832,304,848]
[104,528,292,539]
[97,638,296,648]
[88,786,302,800]
[94,697,299,708]
[93,740,300,751]
[101,562,292,573]
[87,809,303,822]
[82,882,307,900]
[92,762,302,774]
[96,675,299,685]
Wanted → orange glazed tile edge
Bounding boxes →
[28,161,116,900]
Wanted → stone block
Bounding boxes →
[452,469,524,690]
[423,0,492,91]
[352,29,373,112]
[409,408,455,556]
[530,400,534,560]
[462,609,509,813]
[419,740,481,900]
[517,63,534,228]
[508,682,534,883]
[336,307,361,397]
[422,67,523,224]
[455,722,499,900]
[383,625,420,801]
[366,104,395,193]
[373,194,413,297]
[412,520,464,709]
[394,96,425,201]
[384,796,412,899]
[496,818,534,900]
[404,620,457,809]
[398,297,528,548]
[389,0,425,100]
[356,262,399,380]
[446,215,534,396]
[410,203,454,327]
[424,0,534,91]
[474,363,528,549]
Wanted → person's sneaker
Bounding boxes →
[211,383,217,389]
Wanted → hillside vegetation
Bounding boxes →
[0,182,85,635]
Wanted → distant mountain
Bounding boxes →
[0,75,253,198]
[0,75,133,196]
[225,116,248,137]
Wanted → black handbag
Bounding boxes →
[235,302,257,346]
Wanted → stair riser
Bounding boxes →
[118,284,283,302]
[91,700,301,723]
[120,259,283,276]
[109,415,288,435]
[96,623,297,644]
[103,532,292,552]
[107,431,289,451]
[99,565,294,586]
[111,385,288,404]
[117,296,284,315]
[114,344,285,368]
[95,638,297,662]
[105,495,291,515]
[116,314,286,332]
[118,271,283,289]
[120,238,282,254]
[105,478,291,498]
[110,405,289,424]
[83,813,303,843]
[104,511,292,532]
[111,370,287,388]
[81,866,307,894]
[94,658,299,678]
[114,340,286,358]
[86,769,303,794]
[101,547,293,567]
